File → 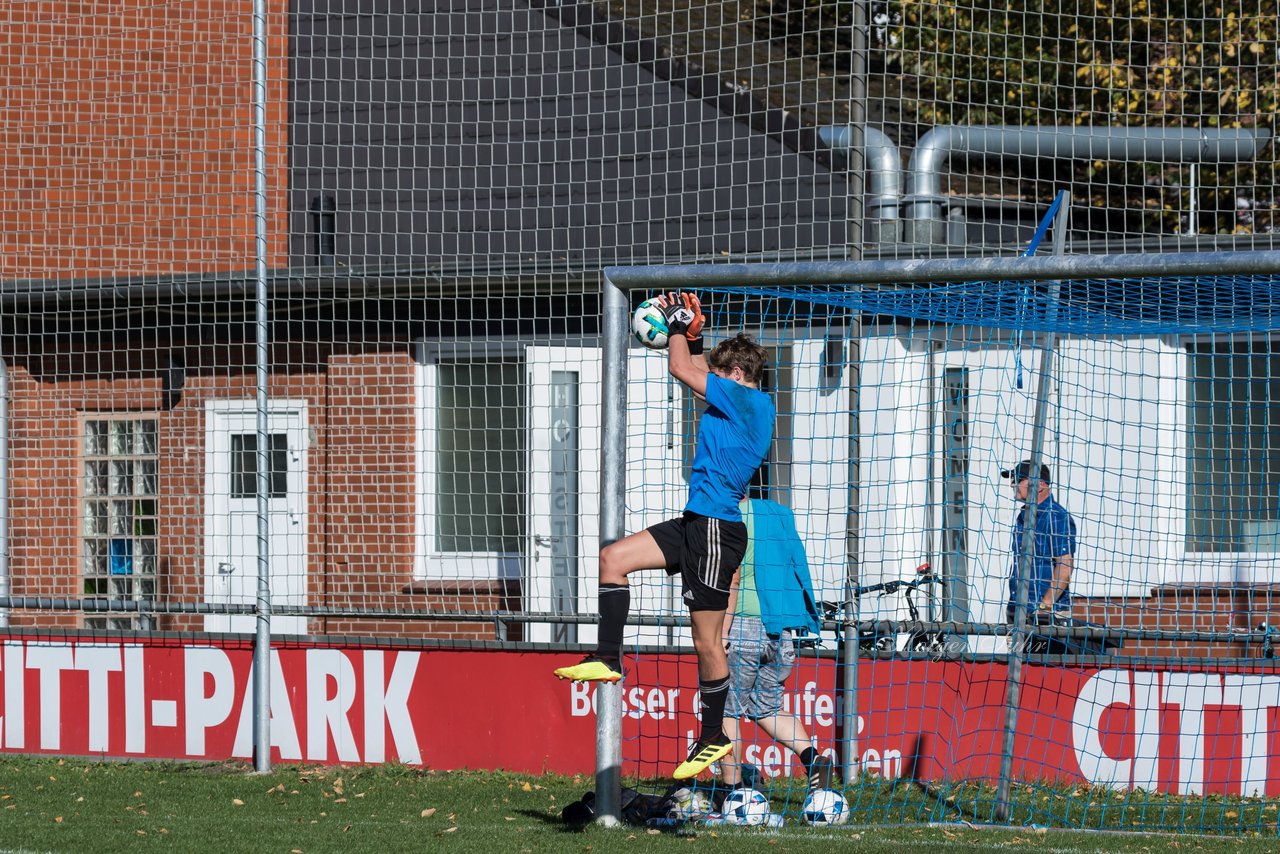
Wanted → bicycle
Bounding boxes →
[820,562,957,656]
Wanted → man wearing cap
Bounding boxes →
[1001,460,1077,625]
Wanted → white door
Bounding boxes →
[525,347,603,644]
[204,401,309,635]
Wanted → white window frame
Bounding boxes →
[413,339,525,582]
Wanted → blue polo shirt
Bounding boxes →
[1008,495,1077,614]
[685,374,775,522]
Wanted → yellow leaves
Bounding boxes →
[232,798,245,807]
[521,782,533,792]
[421,807,437,818]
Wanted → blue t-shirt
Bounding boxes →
[685,374,775,522]
[1008,495,1077,613]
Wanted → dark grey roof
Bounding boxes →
[288,0,849,272]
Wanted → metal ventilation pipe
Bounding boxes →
[904,126,1272,244]
[819,126,903,244]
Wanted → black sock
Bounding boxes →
[698,676,730,741]
[596,584,629,665]
[800,747,818,769]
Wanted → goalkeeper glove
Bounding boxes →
[663,292,706,353]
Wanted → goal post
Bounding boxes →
[598,249,1280,827]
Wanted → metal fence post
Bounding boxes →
[251,0,273,775]
[994,192,1071,820]
[594,273,629,825]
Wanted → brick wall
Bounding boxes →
[1074,586,1277,659]
[0,0,290,281]
[2,332,504,642]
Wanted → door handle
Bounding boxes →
[217,562,236,575]
[534,534,556,547]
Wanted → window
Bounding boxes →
[230,433,288,499]
[417,348,528,579]
[436,360,526,554]
[83,418,159,630]
[1186,341,1280,553]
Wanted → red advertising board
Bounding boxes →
[1,635,1277,798]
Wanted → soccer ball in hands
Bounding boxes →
[720,787,771,826]
[632,298,671,349]
[800,788,850,826]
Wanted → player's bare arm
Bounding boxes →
[664,291,709,394]
[668,333,709,396]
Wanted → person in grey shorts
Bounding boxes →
[720,497,833,792]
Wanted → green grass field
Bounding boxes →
[0,757,1277,853]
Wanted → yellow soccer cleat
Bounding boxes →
[672,735,733,780]
[553,655,622,683]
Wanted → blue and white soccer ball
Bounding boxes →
[721,787,771,826]
[631,298,670,349]
[801,788,850,826]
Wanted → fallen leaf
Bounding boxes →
[505,816,516,821]
[442,826,457,834]
[232,799,245,806]
[335,798,348,804]
[647,828,661,835]
[54,816,63,823]
[421,808,437,818]
[521,782,533,792]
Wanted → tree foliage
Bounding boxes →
[888,0,1277,130]
[755,0,1279,233]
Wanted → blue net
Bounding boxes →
[733,275,1280,336]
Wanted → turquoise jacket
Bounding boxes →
[741,499,821,638]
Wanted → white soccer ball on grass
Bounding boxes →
[800,787,850,826]
[720,787,771,826]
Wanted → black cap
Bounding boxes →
[1001,460,1051,484]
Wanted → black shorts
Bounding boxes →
[647,512,748,612]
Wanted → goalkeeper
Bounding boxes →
[554,291,776,781]
[719,496,833,793]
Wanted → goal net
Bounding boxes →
[608,264,1280,831]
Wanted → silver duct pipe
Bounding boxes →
[905,126,1272,244]
[819,126,903,243]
